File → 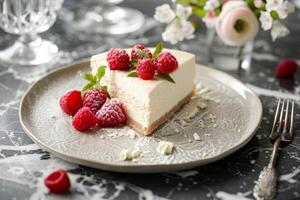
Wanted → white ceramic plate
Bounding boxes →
[20,59,262,173]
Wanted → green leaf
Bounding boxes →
[127,71,138,78]
[270,10,279,20]
[193,7,206,18]
[101,85,108,92]
[136,50,149,59]
[158,73,176,84]
[130,59,138,69]
[80,73,95,82]
[175,0,189,6]
[97,66,106,80]
[152,42,163,59]
[131,58,138,64]
[82,82,95,93]
[128,65,136,71]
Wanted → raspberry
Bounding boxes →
[97,99,127,127]
[59,90,83,116]
[131,44,152,60]
[136,59,156,80]
[276,59,298,78]
[72,107,99,131]
[107,48,131,70]
[83,88,108,114]
[44,169,71,193]
[155,52,178,74]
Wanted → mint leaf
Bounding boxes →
[101,85,108,92]
[128,66,136,71]
[127,71,138,77]
[131,58,138,64]
[80,73,95,82]
[97,66,106,80]
[158,73,175,84]
[152,42,163,59]
[136,50,149,59]
[82,82,95,93]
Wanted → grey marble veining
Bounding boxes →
[0,0,300,199]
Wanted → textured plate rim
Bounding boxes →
[19,59,263,173]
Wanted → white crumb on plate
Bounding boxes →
[120,149,131,161]
[187,107,199,119]
[126,129,137,139]
[197,102,207,109]
[157,141,174,155]
[193,133,201,141]
[131,148,142,158]
[120,148,143,161]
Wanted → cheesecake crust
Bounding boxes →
[127,90,195,135]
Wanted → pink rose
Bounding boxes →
[215,0,259,46]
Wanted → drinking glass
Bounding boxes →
[0,0,64,65]
[63,0,144,35]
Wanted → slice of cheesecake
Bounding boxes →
[90,48,195,135]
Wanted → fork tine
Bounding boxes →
[282,99,289,134]
[276,99,286,136]
[282,100,295,143]
[269,99,282,141]
[290,101,295,136]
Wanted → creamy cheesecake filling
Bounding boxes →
[148,56,195,126]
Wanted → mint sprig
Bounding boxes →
[136,50,149,59]
[81,66,108,93]
[158,73,175,84]
[127,71,138,77]
[152,42,163,59]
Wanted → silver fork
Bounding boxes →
[253,99,295,200]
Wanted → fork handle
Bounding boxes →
[253,139,280,200]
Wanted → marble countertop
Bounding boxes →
[0,0,300,199]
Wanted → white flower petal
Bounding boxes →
[259,11,273,31]
[176,4,192,19]
[161,19,195,44]
[204,0,220,11]
[154,4,176,24]
[271,20,290,41]
[181,20,195,39]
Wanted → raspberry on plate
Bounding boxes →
[131,44,152,60]
[44,169,71,193]
[136,59,156,80]
[97,99,127,127]
[59,90,83,116]
[155,52,178,74]
[72,107,99,131]
[107,48,131,70]
[276,59,298,78]
[83,88,108,114]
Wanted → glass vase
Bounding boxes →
[206,29,254,71]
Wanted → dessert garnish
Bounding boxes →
[44,169,71,193]
[276,59,298,78]
[72,107,99,131]
[131,44,152,60]
[59,65,127,132]
[97,99,127,127]
[107,48,131,70]
[127,43,177,83]
[83,88,108,114]
[59,90,83,116]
